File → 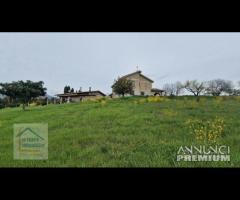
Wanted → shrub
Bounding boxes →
[147,96,167,103]
[8,103,20,108]
[35,99,47,106]
[186,117,225,143]
[0,104,5,109]
[139,98,147,104]
[29,103,37,107]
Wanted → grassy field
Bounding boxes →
[0,96,240,167]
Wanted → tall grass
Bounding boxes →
[0,96,239,167]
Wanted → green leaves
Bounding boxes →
[0,80,47,110]
[111,77,134,97]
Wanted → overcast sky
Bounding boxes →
[0,32,240,95]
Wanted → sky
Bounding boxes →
[0,32,240,95]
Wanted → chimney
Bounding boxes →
[89,87,91,92]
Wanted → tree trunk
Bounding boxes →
[22,103,26,111]
[22,99,27,111]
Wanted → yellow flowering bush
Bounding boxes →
[84,97,107,103]
[147,96,168,103]
[139,98,147,104]
[134,96,169,105]
[186,117,225,143]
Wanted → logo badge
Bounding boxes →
[14,123,48,160]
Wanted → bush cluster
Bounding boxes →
[186,117,225,143]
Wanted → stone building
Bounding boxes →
[113,70,164,96]
[56,89,106,103]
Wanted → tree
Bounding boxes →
[163,81,183,96]
[232,81,240,96]
[70,88,74,93]
[175,81,183,96]
[183,80,205,96]
[0,80,47,110]
[0,81,22,104]
[163,83,176,96]
[111,77,133,97]
[0,96,8,109]
[229,89,240,96]
[64,85,71,94]
[205,79,233,96]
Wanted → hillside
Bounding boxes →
[0,96,239,167]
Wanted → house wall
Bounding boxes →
[114,73,152,96]
[70,96,83,102]
[70,94,104,102]
[60,93,104,103]
[81,96,103,101]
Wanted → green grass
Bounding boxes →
[0,96,240,167]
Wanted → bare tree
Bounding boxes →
[175,81,183,96]
[163,81,183,96]
[205,79,233,96]
[230,89,240,96]
[163,83,176,96]
[183,80,205,96]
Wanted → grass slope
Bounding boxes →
[0,96,240,167]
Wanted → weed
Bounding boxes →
[186,117,225,143]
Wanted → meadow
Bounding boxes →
[0,96,240,167]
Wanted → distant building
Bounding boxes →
[113,70,164,96]
[56,89,106,103]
